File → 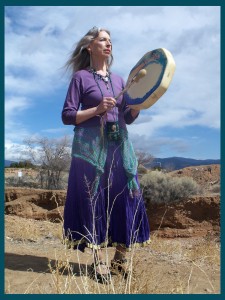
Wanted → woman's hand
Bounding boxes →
[75,97,116,124]
[96,97,116,115]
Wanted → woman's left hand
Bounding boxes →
[96,97,116,114]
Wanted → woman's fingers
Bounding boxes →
[103,97,116,110]
[96,97,116,114]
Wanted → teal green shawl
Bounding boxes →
[71,126,138,195]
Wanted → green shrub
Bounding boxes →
[140,171,200,204]
[138,164,148,175]
[210,184,220,194]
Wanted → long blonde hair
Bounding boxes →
[65,26,113,76]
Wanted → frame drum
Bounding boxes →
[125,48,176,110]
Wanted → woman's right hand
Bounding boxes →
[96,97,116,115]
[74,97,117,125]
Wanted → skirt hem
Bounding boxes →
[63,236,151,252]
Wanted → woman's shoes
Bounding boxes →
[90,261,111,284]
[110,258,131,279]
[90,258,131,283]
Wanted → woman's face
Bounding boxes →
[88,30,112,60]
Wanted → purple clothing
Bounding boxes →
[64,143,150,252]
[62,69,138,127]
[62,69,150,251]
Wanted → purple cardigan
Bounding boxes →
[62,69,139,128]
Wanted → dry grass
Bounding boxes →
[149,233,220,265]
[4,168,220,294]
[5,214,220,294]
[5,215,62,243]
[5,191,221,295]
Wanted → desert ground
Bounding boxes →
[4,165,220,294]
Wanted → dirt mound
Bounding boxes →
[4,164,220,238]
[169,164,220,191]
[5,188,66,222]
[5,189,220,239]
[147,195,220,238]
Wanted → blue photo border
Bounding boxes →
[1,1,223,298]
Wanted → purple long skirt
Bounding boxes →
[63,141,150,252]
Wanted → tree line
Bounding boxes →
[6,136,155,190]
[9,160,35,169]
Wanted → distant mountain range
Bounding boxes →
[146,157,220,170]
[4,160,16,167]
[5,157,220,171]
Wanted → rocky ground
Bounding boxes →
[4,164,221,294]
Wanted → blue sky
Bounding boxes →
[4,6,220,161]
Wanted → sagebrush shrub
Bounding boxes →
[140,171,200,204]
[210,184,220,194]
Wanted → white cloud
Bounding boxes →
[5,96,30,115]
[130,133,190,157]
[4,6,220,160]
[5,96,33,155]
[5,140,28,161]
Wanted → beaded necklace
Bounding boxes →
[89,68,120,140]
[89,68,116,96]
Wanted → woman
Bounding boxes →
[62,26,150,282]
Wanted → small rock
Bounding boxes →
[204,288,212,293]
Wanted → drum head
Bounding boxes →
[125,48,176,110]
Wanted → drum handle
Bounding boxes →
[115,85,130,100]
[115,69,147,100]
